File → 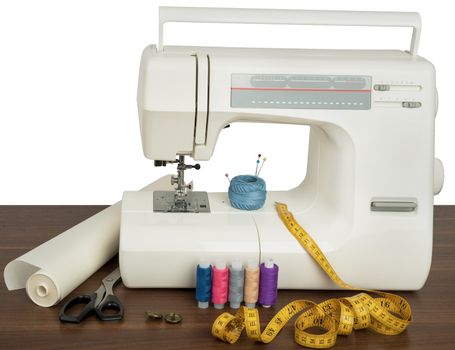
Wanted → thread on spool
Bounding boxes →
[196,262,212,308]
[212,262,229,309]
[258,259,279,308]
[244,261,260,308]
[228,261,245,309]
[228,175,266,210]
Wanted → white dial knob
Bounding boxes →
[434,158,444,195]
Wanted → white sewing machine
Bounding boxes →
[119,7,444,290]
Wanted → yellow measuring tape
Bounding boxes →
[212,202,412,348]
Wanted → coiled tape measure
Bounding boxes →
[212,202,412,349]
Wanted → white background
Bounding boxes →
[0,0,452,204]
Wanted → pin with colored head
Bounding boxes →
[257,157,267,177]
[255,154,262,176]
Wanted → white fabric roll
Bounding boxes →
[3,176,172,307]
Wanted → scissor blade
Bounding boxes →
[100,267,122,298]
[102,267,121,285]
[93,268,121,307]
[94,285,106,307]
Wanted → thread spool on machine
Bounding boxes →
[195,258,279,310]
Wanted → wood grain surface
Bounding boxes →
[0,205,454,350]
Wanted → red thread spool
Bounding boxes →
[212,261,229,309]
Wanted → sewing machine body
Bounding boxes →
[120,8,443,290]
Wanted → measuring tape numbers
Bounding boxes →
[212,202,412,348]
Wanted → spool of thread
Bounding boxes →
[196,261,212,309]
[228,175,266,211]
[258,258,279,308]
[212,260,229,309]
[228,261,245,309]
[244,260,260,308]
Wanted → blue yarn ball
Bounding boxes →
[228,175,267,210]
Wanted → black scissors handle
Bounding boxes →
[59,267,123,323]
[59,292,97,323]
[95,294,124,321]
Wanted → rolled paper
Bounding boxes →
[4,176,173,307]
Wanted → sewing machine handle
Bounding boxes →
[158,7,421,55]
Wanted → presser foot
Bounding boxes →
[153,190,211,213]
[152,155,210,212]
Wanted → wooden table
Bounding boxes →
[0,205,454,349]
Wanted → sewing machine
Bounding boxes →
[119,7,444,290]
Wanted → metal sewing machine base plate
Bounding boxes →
[153,191,211,213]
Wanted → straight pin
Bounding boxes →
[257,157,267,176]
[255,154,261,176]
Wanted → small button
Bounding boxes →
[145,311,163,320]
[164,313,183,324]
[402,101,422,108]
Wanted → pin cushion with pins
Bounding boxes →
[228,175,266,210]
[226,154,267,211]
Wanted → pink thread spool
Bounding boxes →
[212,260,229,309]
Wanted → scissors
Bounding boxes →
[59,268,124,323]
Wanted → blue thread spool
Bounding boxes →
[228,175,267,210]
[196,262,212,308]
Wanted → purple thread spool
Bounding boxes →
[258,259,279,308]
